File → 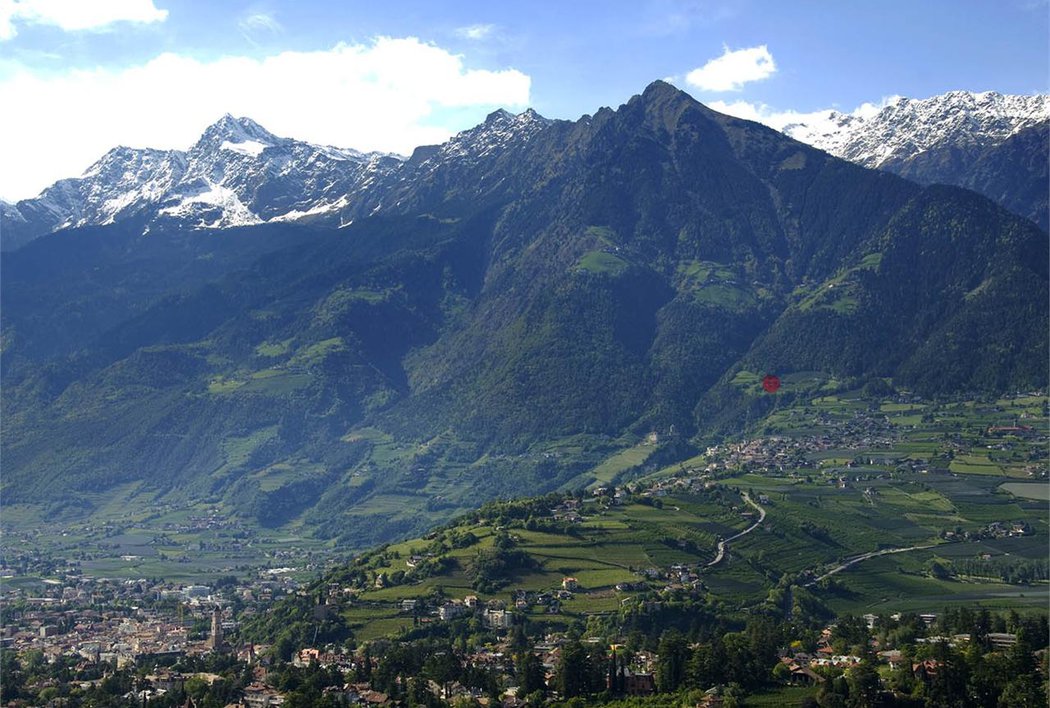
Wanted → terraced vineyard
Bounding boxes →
[6,389,1046,629]
[315,491,750,641]
[268,389,1047,642]
[683,390,1049,613]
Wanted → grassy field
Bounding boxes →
[705,390,1049,616]
[327,494,755,637]
[744,686,820,706]
[5,388,1046,637]
[585,443,655,489]
[819,552,1049,615]
[1000,482,1050,501]
[577,250,631,275]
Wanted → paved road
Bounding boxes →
[706,493,766,568]
[803,543,940,587]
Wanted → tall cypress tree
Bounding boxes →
[656,630,689,692]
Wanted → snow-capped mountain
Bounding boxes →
[419,108,553,166]
[4,90,1045,251]
[781,90,1049,230]
[377,107,557,217]
[0,110,560,250]
[0,115,405,250]
[782,90,1049,169]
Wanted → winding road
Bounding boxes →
[706,492,766,567]
[802,543,941,587]
[702,492,941,580]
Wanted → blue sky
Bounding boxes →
[1,0,1047,201]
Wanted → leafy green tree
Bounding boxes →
[656,629,690,692]
[772,661,792,683]
[997,674,1047,707]
[723,682,745,708]
[510,623,529,654]
[722,632,763,688]
[688,638,727,688]
[845,659,879,708]
[832,615,870,649]
[963,641,1006,707]
[818,675,850,708]
[746,617,781,676]
[924,641,969,708]
[1006,632,1038,676]
[557,639,590,698]
[0,650,23,702]
[407,676,442,708]
[184,675,212,703]
[518,651,545,697]
[424,647,462,697]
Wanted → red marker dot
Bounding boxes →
[762,374,781,394]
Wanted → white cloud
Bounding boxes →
[0,3,16,39]
[705,99,816,129]
[706,97,898,144]
[0,37,531,201]
[685,44,775,92]
[455,23,495,40]
[0,0,167,40]
[238,11,282,37]
[707,98,896,130]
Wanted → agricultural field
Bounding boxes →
[0,489,340,585]
[705,389,1048,613]
[582,442,656,489]
[4,388,1046,636]
[318,491,753,639]
[316,389,1047,639]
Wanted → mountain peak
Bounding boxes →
[484,108,515,125]
[633,80,700,115]
[199,114,278,146]
[520,107,550,123]
[626,80,705,135]
[481,107,551,128]
[641,79,680,99]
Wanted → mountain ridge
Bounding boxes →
[4,86,1046,250]
[2,81,1046,546]
[780,89,1049,230]
[782,90,1049,169]
[0,114,408,249]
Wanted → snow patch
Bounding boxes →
[220,139,270,157]
[159,182,262,227]
[268,195,350,222]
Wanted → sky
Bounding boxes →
[1,0,1047,202]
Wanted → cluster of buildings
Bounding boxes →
[398,595,527,629]
[2,605,190,668]
[0,573,300,670]
[767,620,1024,694]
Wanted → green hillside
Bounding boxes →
[3,82,1047,548]
[247,391,1048,645]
